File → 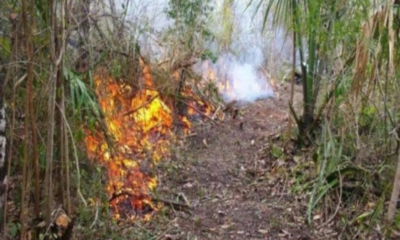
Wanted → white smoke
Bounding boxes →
[195,52,273,102]
[221,58,273,102]
[197,0,274,102]
[112,0,295,102]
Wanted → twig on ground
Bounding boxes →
[273,173,288,205]
[153,197,191,211]
[180,100,222,126]
[110,191,191,212]
[211,105,221,120]
[90,201,99,229]
[184,133,197,138]
[177,192,191,206]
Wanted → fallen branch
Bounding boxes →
[153,197,191,211]
[211,105,221,120]
[109,191,191,212]
[184,133,198,138]
[180,100,222,126]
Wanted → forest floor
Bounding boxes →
[157,82,338,239]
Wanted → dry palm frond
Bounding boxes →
[352,15,376,97]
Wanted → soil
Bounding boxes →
[158,83,332,239]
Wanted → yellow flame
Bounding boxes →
[86,64,215,220]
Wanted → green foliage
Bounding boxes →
[200,49,218,62]
[165,0,215,56]
[64,68,100,119]
[0,36,11,59]
[359,105,376,129]
[217,0,234,51]
[1,0,399,238]
[253,1,400,231]
[271,144,283,159]
[111,59,122,79]
[307,124,343,223]
[167,0,213,27]
[7,222,21,239]
[257,0,369,136]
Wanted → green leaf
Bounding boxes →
[0,37,11,58]
[271,144,283,158]
[10,224,18,237]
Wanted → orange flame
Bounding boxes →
[86,67,172,220]
[86,60,215,220]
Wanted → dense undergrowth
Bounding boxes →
[0,0,399,239]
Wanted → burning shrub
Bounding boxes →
[86,58,215,220]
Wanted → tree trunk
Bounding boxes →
[387,150,400,224]
[0,78,6,218]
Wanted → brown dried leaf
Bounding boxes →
[55,213,71,229]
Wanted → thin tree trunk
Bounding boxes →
[2,13,20,234]
[0,69,6,222]
[56,4,65,209]
[45,0,57,232]
[63,0,71,214]
[44,70,56,237]
[387,149,400,224]
[27,0,40,219]
[64,118,72,214]
[45,1,66,234]
[289,31,296,105]
[287,29,297,135]
[76,0,90,72]
[20,0,34,237]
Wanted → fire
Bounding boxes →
[86,59,214,220]
[196,56,274,102]
[196,60,235,100]
[181,87,214,121]
[86,65,172,220]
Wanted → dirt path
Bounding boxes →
[160,84,320,239]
